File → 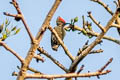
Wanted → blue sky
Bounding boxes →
[0,0,120,80]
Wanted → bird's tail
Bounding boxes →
[52,45,59,51]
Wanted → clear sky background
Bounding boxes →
[0,0,120,80]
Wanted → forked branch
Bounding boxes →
[69,8,120,72]
[0,41,24,63]
[4,0,35,43]
[37,47,69,72]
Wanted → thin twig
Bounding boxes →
[77,65,85,74]
[28,67,44,74]
[76,40,89,56]
[25,70,111,79]
[48,25,75,61]
[98,58,113,72]
[89,49,103,54]
[88,12,105,32]
[34,54,44,62]
[82,15,86,29]
[0,41,24,63]
[91,0,113,15]
[37,47,69,73]
[96,57,113,79]
[114,1,119,8]
[4,12,20,18]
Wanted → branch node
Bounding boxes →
[34,54,45,63]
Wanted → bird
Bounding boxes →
[51,16,66,51]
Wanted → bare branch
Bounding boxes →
[118,0,120,7]
[69,8,120,72]
[77,65,85,74]
[0,41,24,63]
[28,67,44,74]
[96,57,113,79]
[25,70,111,79]
[88,12,105,32]
[82,15,86,29]
[98,58,113,72]
[111,23,120,28]
[75,65,85,80]
[17,0,63,80]
[48,25,75,61]
[4,12,21,18]
[37,47,69,73]
[34,54,44,62]
[8,0,35,43]
[35,0,63,42]
[77,40,89,56]
[89,49,103,54]
[91,0,113,15]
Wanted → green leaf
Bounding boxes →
[5,18,10,26]
[87,23,92,31]
[5,18,8,24]
[82,29,87,35]
[88,25,92,31]
[11,26,17,31]
[14,28,21,35]
[2,34,7,40]
[74,17,78,23]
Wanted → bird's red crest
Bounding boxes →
[58,16,66,24]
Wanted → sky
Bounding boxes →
[0,0,120,80]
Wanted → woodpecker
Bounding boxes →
[51,16,66,51]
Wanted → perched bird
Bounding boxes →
[51,16,66,51]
